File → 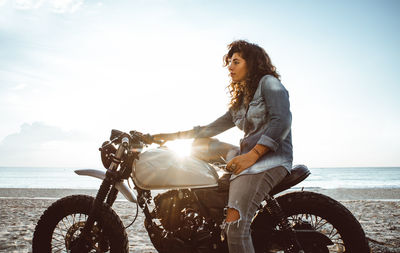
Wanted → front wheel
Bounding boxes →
[277,191,370,253]
[32,195,129,253]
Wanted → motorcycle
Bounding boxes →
[32,129,370,252]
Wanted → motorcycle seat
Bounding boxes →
[269,164,310,196]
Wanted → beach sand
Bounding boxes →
[0,188,399,253]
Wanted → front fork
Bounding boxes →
[71,144,126,253]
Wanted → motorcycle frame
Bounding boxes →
[73,131,327,252]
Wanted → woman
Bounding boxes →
[153,40,292,253]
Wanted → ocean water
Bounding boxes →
[295,167,400,189]
[0,167,103,189]
[0,166,399,189]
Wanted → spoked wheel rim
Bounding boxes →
[288,213,345,253]
[51,213,109,253]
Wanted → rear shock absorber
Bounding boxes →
[264,195,304,253]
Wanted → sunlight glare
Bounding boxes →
[165,139,193,157]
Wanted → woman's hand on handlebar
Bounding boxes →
[152,132,179,145]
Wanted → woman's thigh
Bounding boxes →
[227,166,288,222]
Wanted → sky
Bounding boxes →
[0,0,399,168]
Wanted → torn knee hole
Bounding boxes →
[226,208,240,222]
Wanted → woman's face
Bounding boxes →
[228,52,248,82]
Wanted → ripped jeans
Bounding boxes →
[225,166,288,253]
[191,138,289,252]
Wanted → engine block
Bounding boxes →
[149,189,223,252]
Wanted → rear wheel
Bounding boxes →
[276,191,370,253]
[32,195,129,253]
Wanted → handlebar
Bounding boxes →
[129,130,163,145]
[101,129,163,171]
[108,129,164,149]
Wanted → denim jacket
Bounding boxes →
[194,75,293,177]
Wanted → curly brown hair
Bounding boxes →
[224,40,280,111]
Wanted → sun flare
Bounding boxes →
[165,139,193,157]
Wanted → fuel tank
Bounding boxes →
[132,148,220,190]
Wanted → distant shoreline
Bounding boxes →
[2,167,399,189]
[1,187,400,201]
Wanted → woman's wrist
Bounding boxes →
[247,149,260,162]
[250,144,269,160]
[251,148,262,157]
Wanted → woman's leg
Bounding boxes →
[225,166,288,253]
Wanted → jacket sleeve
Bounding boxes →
[257,76,292,151]
[193,111,235,138]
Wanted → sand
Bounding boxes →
[0,188,399,253]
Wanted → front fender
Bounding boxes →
[75,169,137,203]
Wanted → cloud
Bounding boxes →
[10,83,27,91]
[6,0,84,13]
[0,122,99,167]
[49,0,83,13]
[13,0,43,10]
[0,122,85,146]
[0,0,8,7]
